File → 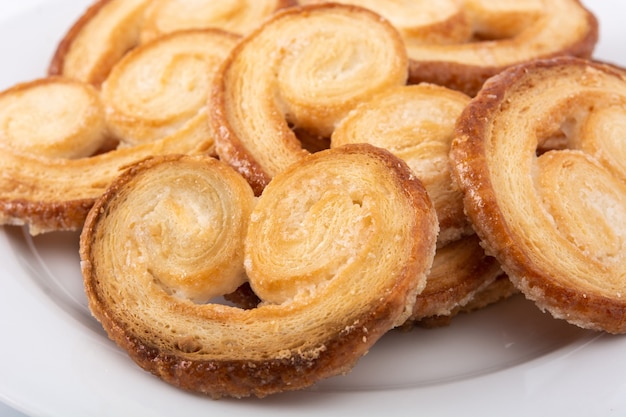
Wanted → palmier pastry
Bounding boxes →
[0,29,236,235]
[49,0,151,86]
[210,3,409,194]
[0,104,214,234]
[408,0,598,96]
[102,29,240,146]
[139,0,297,43]
[450,57,626,334]
[80,144,438,398]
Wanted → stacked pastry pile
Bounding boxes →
[1,0,623,399]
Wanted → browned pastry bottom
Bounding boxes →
[414,275,518,329]
[407,234,505,324]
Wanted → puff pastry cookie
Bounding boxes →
[211,3,409,194]
[0,77,106,159]
[80,144,438,398]
[450,57,626,334]
[49,0,291,86]
[408,234,505,324]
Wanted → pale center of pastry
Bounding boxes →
[0,81,106,158]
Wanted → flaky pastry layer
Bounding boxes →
[49,0,292,87]
[0,77,106,159]
[295,0,597,96]
[408,234,504,323]
[331,84,507,324]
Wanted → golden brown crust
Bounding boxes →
[329,83,506,326]
[210,3,408,194]
[450,57,626,333]
[459,274,518,315]
[80,145,438,398]
[0,112,215,235]
[48,0,112,78]
[464,0,544,40]
[295,0,597,96]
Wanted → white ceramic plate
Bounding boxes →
[0,1,625,416]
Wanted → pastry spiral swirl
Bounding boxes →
[80,144,438,398]
[49,0,150,86]
[102,29,240,146]
[0,29,236,234]
[0,77,106,159]
[450,57,626,334]
[331,83,472,246]
[49,0,296,86]
[210,3,409,194]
